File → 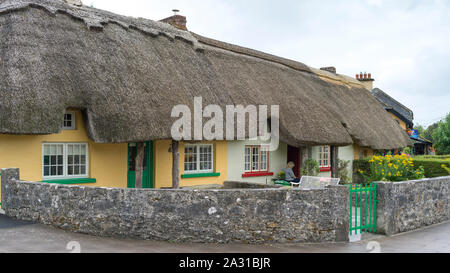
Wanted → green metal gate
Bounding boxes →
[350,183,377,235]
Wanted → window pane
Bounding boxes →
[260,147,268,171]
[252,147,259,171]
[184,145,197,171]
[43,144,64,178]
[80,145,86,155]
[245,147,251,171]
[50,145,56,155]
[66,144,88,176]
[199,145,212,171]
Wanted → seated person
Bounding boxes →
[283,162,300,183]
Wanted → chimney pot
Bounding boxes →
[160,10,188,30]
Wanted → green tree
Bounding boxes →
[432,113,450,155]
[423,122,439,142]
[414,125,425,136]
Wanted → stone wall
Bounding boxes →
[376,176,450,236]
[1,168,350,244]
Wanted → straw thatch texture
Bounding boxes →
[0,0,411,149]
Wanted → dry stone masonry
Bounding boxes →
[376,177,449,235]
[1,168,349,244]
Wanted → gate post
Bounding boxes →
[1,168,20,210]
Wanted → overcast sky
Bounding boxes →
[89,0,450,127]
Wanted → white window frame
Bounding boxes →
[184,144,214,174]
[244,145,270,173]
[42,143,89,180]
[319,145,331,168]
[62,111,76,130]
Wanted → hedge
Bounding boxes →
[353,156,449,182]
[413,158,449,178]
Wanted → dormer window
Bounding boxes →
[63,111,75,130]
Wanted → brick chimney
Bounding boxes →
[355,71,374,90]
[160,9,188,31]
[320,67,337,74]
[65,0,82,6]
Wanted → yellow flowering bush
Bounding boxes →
[359,154,425,182]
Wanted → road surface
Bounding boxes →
[0,212,448,253]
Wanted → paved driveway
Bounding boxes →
[0,212,448,253]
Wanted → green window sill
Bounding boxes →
[41,178,97,185]
[181,173,221,179]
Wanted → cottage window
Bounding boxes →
[244,145,269,173]
[184,144,213,173]
[63,111,75,130]
[43,143,88,179]
[319,145,331,168]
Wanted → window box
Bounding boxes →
[320,167,331,172]
[41,178,96,184]
[242,172,274,178]
[181,172,221,179]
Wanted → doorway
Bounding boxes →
[127,141,153,188]
[287,146,301,177]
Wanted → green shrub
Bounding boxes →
[338,159,352,184]
[354,156,450,181]
[300,158,320,176]
[413,158,449,178]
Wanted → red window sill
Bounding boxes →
[320,167,331,172]
[242,172,274,178]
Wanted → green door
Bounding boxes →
[127,141,153,188]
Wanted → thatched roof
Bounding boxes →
[0,0,412,149]
[371,88,414,129]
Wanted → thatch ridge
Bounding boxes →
[0,0,412,149]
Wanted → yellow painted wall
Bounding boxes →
[154,140,228,189]
[353,144,374,160]
[0,109,128,188]
[389,112,407,131]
